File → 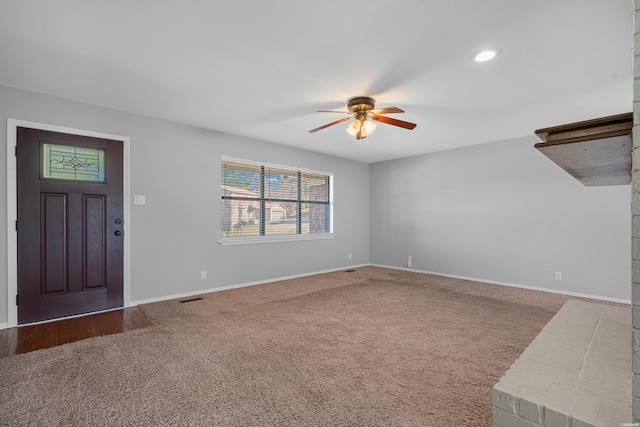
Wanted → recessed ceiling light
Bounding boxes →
[474,49,500,63]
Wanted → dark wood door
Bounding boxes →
[17,127,124,324]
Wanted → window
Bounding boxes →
[221,158,333,244]
[42,143,105,182]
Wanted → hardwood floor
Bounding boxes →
[0,307,152,358]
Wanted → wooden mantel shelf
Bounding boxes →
[534,112,632,186]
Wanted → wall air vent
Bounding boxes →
[179,297,203,303]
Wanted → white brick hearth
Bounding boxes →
[493,300,631,427]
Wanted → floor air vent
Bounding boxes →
[179,297,203,303]
[345,269,356,273]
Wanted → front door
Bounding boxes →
[17,127,124,324]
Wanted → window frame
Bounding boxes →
[219,156,334,246]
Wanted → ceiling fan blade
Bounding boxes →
[370,107,405,114]
[308,117,351,133]
[317,110,351,114]
[371,115,417,130]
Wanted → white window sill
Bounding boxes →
[218,233,335,246]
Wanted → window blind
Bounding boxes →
[221,159,332,240]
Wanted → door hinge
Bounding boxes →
[14,146,17,157]
[15,294,18,306]
[15,220,18,231]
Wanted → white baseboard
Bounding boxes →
[369,263,631,305]
[3,262,625,331]
[129,263,369,306]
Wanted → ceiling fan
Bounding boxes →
[309,96,417,140]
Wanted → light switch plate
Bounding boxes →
[134,195,146,205]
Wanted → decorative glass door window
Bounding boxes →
[42,143,105,182]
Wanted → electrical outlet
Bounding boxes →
[201,271,207,280]
[348,253,352,260]
[407,255,412,268]
[555,272,562,281]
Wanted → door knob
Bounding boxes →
[114,218,122,225]
[114,230,122,237]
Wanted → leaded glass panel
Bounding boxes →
[43,143,105,182]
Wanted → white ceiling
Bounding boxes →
[0,1,632,163]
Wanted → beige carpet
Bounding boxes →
[0,266,577,426]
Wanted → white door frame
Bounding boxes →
[6,119,131,328]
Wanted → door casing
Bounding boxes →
[6,119,131,328]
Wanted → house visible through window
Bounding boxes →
[221,158,333,241]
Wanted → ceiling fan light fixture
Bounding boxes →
[346,119,361,137]
[346,117,376,139]
[362,119,376,135]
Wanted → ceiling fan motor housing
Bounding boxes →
[347,96,375,115]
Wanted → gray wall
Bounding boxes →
[370,135,631,301]
[0,84,370,324]
[1,81,632,328]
